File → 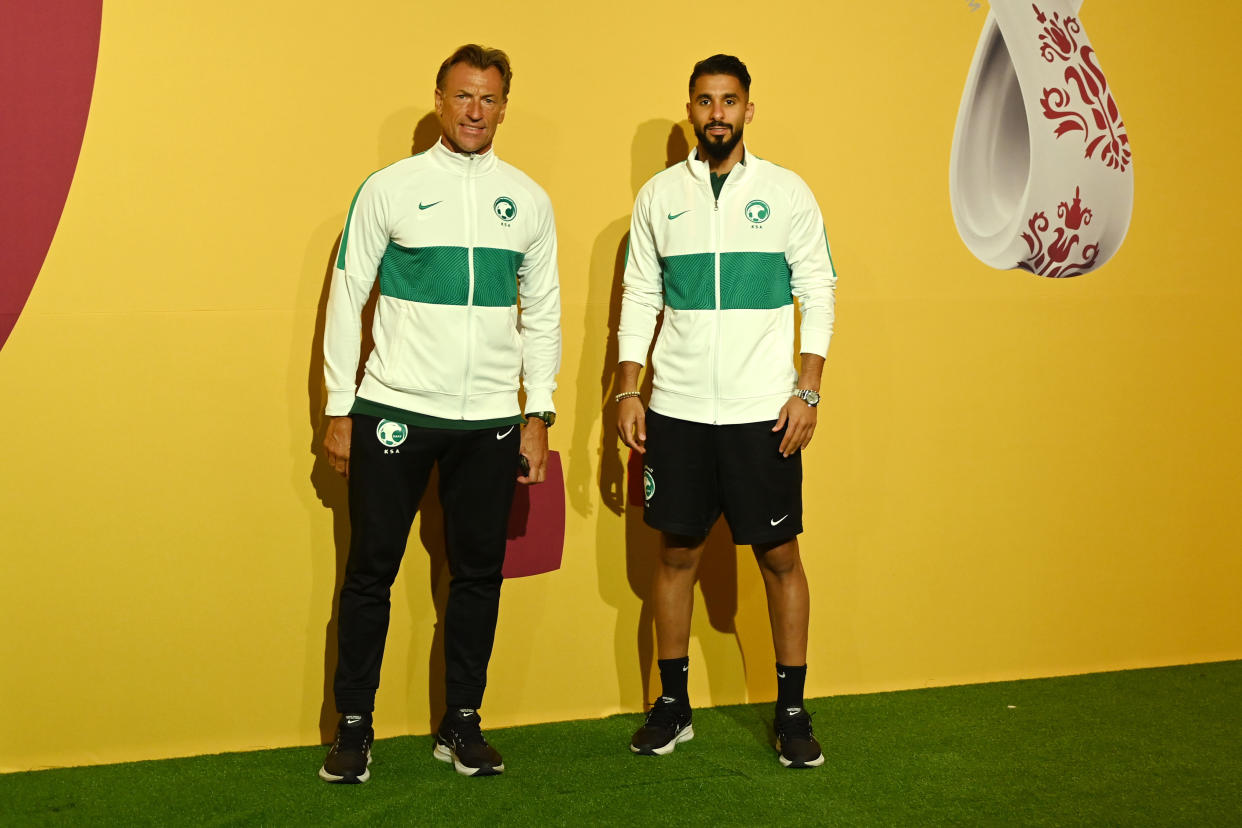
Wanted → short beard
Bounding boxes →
[695,124,743,162]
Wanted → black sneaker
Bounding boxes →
[630,696,694,755]
[319,714,374,783]
[433,708,504,776]
[774,706,824,769]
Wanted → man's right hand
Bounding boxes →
[324,416,353,478]
[616,396,647,454]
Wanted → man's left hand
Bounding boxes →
[518,418,549,485]
[773,396,817,457]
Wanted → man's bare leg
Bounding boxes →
[631,531,704,755]
[754,536,823,768]
[653,532,706,659]
[753,537,809,666]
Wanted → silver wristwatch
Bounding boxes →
[793,389,821,407]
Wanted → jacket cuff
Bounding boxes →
[617,336,651,366]
[523,389,556,415]
[325,390,356,417]
[799,329,831,358]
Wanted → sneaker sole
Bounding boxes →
[630,723,694,756]
[777,750,825,769]
[318,750,372,783]
[433,742,504,777]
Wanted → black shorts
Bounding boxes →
[642,409,803,545]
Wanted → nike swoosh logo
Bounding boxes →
[667,210,690,220]
[419,200,442,210]
[496,426,515,440]
[770,515,789,526]
[777,671,786,679]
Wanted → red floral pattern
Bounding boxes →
[1032,3,1130,172]
[1018,186,1100,278]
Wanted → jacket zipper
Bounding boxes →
[711,181,722,425]
[461,154,477,419]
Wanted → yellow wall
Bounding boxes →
[2,1,1240,771]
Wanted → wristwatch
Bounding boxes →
[793,389,821,407]
[526,411,556,428]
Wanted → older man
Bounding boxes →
[320,44,560,781]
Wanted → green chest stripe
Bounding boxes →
[661,251,793,311]
[473,247,525,307]
[379,244,524,307]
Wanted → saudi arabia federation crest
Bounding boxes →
[744,199,770,223]
[376,419,407,447]
[643,465,655,502]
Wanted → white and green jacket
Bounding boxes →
[325,141,561,421]
[618,147,837,425]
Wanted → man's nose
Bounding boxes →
[710,100,726,122]
[466,98,484,120]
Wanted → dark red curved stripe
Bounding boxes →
[0,0,103,350]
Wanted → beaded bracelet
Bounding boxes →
[614,391,642,404]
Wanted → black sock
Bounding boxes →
[776,663,807,710]
[657,656,690,704]
[341,712,372,728]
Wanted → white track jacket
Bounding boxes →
[618,147,837,424]
[324,141,561,420]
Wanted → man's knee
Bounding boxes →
[754,538,801,577]
[659,532,705,571]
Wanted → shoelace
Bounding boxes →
[336,723,371,752]
[644,698,686,730]
[448,714,490,747]
[777,710,815,741]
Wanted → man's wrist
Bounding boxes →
[792,388,821,407]
[525,411,556,428]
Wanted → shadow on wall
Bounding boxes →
[307,113,449,743]
[575,119,757,712]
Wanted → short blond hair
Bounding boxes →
[436,44,512,98]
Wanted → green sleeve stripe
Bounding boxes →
[335,171,379,271]
[823,226,837,277]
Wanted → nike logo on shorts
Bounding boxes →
[770,515,789,526]
[496,426,515,440]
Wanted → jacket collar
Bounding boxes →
[428,138,499,175]
[685,144,752,184]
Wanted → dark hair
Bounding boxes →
[688,54,751,97]
[436,44,513,98]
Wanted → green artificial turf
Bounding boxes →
[3,662,1239,826]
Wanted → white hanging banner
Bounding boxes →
[950,0,1133,278]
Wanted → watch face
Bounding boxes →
[799,390,820,406]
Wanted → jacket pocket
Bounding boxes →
[369,297,466,394]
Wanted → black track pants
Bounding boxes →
[333,414,520,712]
